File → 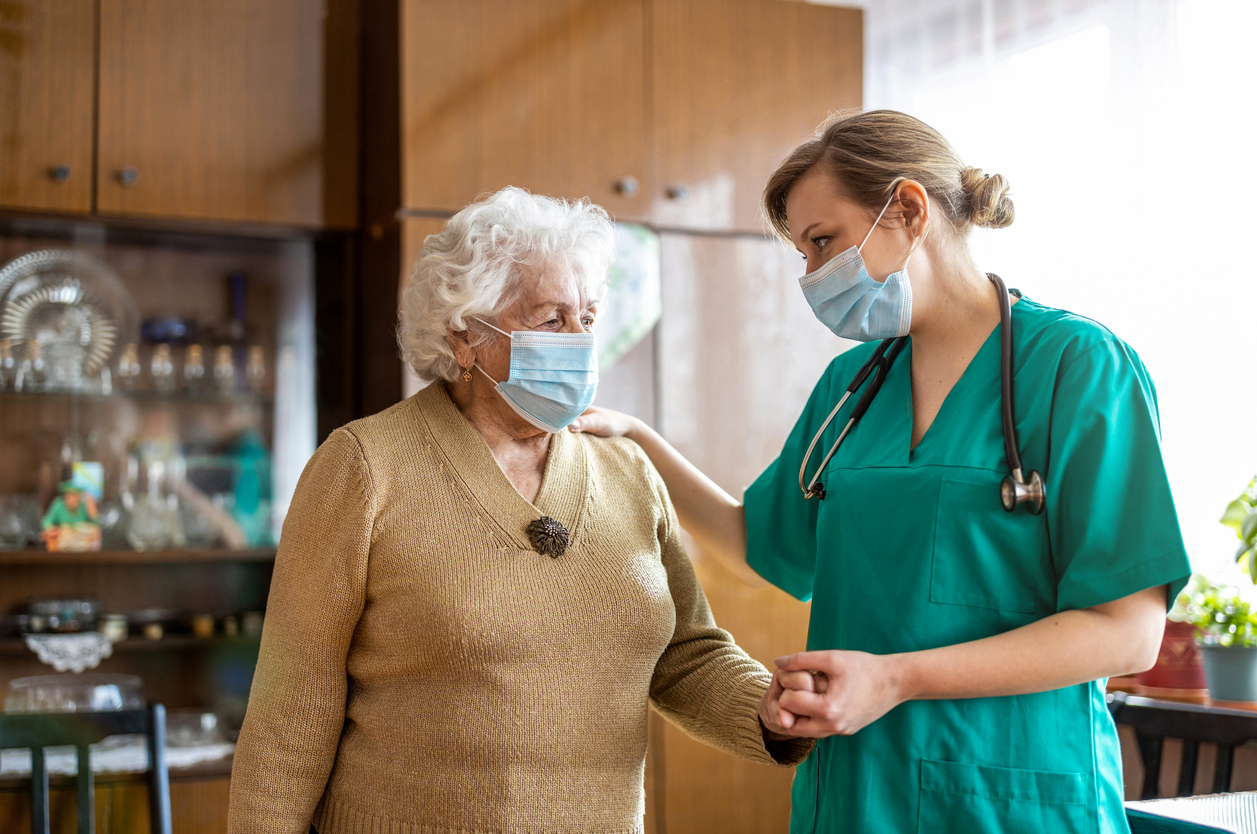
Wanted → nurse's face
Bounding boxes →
[786,167,914,281]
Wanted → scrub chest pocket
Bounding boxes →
[917,759,1089,832]
[930,478,1050,614]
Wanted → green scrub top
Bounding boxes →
[744,296,1190,834]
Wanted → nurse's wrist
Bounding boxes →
[888,652,922,703]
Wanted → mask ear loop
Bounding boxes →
[857,176,908,253]
[469,316,512,384]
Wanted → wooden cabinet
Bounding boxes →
[97,0,359,227]
[649,0,863,232]
[0,0,357,227]
[399,0,861,233]
[0,0,96,215]
[401,0,651,220]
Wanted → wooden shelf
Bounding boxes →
[0,635,262,655]
[0,547,276,566]
[0,389,274,406]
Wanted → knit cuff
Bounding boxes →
[721,672,814,767]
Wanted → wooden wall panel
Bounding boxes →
[0,776,230,834]
[649,0,863,233]
[401,0,650,220]
[0,0,95,214]
[96,0,357,227]
[654,231,847,833]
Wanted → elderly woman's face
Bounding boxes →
[454,263,598,432]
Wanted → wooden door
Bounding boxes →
[96,0,358,227]
[401,0,650,220]
[0,0,95,214]
[653,230,846,834]
[649,0,862,233]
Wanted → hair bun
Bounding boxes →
[960,166,1015,229]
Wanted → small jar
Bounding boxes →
[222,615,239,638]
[242,611,264,637]
[190,613,215,639]
[100,614,128,643]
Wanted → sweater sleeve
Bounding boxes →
[647,468,813,767]
[228,429,375,833]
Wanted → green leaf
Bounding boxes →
[1243,512,1257,545]
[1222,499,1251,532]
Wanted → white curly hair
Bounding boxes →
[398,187,617,383]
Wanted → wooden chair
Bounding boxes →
[0,703,172,834]
[1109,691,1257,799]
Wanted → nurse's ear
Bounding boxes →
[891,179,932,244]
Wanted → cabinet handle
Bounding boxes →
[614,176,640,197]
[666,185,689,200]
[118,167,140,187]
[49,165,72,183]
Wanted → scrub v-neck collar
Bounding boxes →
[415,381,588,551]
[899,304,1010,465]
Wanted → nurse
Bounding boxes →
[572,110,1190,833]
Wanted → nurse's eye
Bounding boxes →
[811,236,832,251]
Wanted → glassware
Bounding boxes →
[15,339,46,392]
[126,460,171,551]
[98,456,137,550]
[43,339,86,392]
[5,673,143,713]
[245,345,266,393]
[150,343,174,393]
[213,345,236,394]
[0,494,41,549]
[117,343,141,391]
[0,338,14,391]
[183,344,205,392]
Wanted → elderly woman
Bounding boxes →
[228,187,810,834]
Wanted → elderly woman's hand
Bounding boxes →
[568,406,643,438]
[759,669,821,739]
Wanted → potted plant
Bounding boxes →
[1169,478,1257,702]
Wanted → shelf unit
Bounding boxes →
[0,547,276,566]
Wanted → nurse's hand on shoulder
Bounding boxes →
[773,651,905,738]
[568,406,640,438]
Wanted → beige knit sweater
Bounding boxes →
[228,382,809,834]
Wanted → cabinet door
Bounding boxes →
[655,230,841,833]
[97,0,358,227]
[402,0,650,219]
[0,0,95,214]
[650,0,862,233]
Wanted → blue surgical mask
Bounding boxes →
[799,190,919,342]
[473,318,599,433]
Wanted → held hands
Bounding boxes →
[761,651,911,738]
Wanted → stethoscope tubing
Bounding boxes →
[798,273,1043,513]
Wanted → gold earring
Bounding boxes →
[461,366,473,382]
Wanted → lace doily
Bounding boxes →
[24,633,114,672]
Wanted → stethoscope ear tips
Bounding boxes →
[1000,470,1046,516]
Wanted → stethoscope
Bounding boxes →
[798,272,1046,515]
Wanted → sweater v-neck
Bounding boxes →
[414,381,588,551]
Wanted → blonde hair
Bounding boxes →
[763,110,1014,242]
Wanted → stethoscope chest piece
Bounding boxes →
[1000,469,1045,515]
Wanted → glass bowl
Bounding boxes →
[4,673,144,714]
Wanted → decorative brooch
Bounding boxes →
[526,516,569,558]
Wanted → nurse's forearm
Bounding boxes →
[897,586,1167,701]
[625,420,764,587]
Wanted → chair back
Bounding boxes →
[1109,692,1257,800]
[0,702,172,834]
